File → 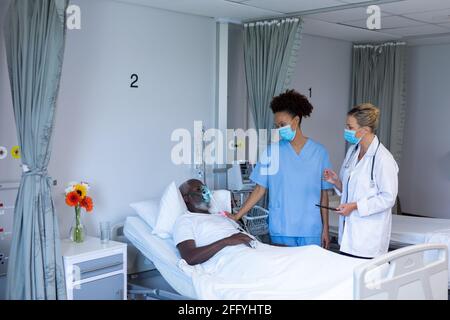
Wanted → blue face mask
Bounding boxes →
[344,129,361,145]
[279,125,296,142]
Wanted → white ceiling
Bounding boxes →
[115,0,450,44]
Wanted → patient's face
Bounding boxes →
[186,180,211,213]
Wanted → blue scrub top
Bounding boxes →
[250,139,333,237]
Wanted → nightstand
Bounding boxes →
[61,236,127,300]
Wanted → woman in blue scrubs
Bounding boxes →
[229,90,334,248]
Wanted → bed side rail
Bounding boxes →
[354,243,448,300]
[128,283,194,300]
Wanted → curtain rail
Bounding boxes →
[353,42,406,48]
[244,17,300,27]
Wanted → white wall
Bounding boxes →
[0,0,216,236]
[0,0,20,183]
[399,44,450,218]
[290,34,352,171]
[227,29,352,171]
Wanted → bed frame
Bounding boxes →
[113,221,448,300]
[354,244,448,299]
[112,223,192,300]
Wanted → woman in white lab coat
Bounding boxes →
[324,104,399,259]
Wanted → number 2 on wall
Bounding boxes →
[130,74,139,88]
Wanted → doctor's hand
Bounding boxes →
[225,211,240,221]
[336,203,357,217]
[323,169,341,186]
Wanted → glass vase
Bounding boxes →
[70,206,85,243]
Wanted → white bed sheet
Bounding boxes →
[124,216,197,299]
[179,242,368,300]
[125,217,369,300]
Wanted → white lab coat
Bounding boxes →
[335,136,399,258]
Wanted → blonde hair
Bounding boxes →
[348,103,380,132]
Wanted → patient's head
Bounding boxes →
[179,179,212,214]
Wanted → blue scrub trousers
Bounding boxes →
[271,236,321,247]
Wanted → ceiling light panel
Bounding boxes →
[341,15,424,29]
[116,0,282,19]
[338,0,375,3]
[307,7,391,23]
[380,0,450,15]
[302,17,401,41]
[404,8,450,24]
[384,24,450,36]
[244,0,344,14]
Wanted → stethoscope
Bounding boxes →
[344,139,381,203]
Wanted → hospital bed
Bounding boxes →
[121,216,448,300]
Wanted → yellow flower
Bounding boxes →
[11,146,20,159]
[74,184,87,199]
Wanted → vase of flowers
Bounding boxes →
[65,182,94,243]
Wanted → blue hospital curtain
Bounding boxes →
[243,18,303,136]
[4,0,68,300]
[351,42,407,163]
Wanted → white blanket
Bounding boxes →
[178,243,366,300]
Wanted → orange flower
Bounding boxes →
[66,191,81,207]
[80,196,94,213]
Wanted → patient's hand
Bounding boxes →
[225,233,253,247]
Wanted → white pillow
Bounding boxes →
[129,198,160,228]
[152,182,187,239]
[209,190,231,214]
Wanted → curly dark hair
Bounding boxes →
[270,89,313,122]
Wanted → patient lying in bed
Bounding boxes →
[173,179,365,299]
[174,179,255,266]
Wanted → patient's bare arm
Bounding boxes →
[177,233,253,265]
